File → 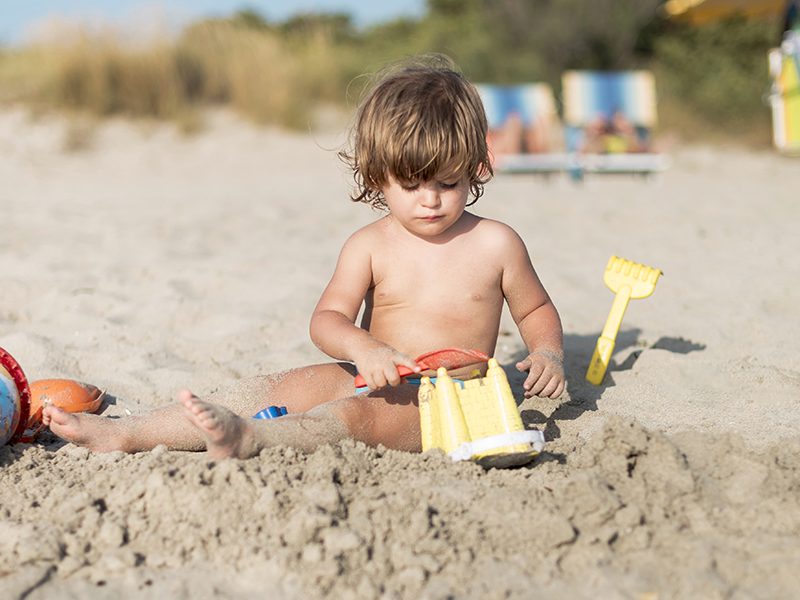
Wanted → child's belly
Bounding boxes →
[363,299,503,360]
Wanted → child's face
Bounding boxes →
[381,173,470,238]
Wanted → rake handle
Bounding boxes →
[586,286,632,385]
[602,286,632,340]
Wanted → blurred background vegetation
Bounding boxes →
[0,0,784,145]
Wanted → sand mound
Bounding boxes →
[2,419,799,598]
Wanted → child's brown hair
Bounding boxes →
[341,55,492,209]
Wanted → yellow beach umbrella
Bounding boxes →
[663,0,786,24]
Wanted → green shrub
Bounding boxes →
[653,17,776,142]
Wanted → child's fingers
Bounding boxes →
[394,354,421,373]
[515,357,532,372]
[529,378,547,396]
[362,359,418,389]
[364,369,388,391]
[528,366,553,396]
[523,362,545,392]
[385,365,404,387]
[528,372,566,398]
[539,377,560,398]
[372,374,388,390]
[383,354,420,386]
[521,351,567,397]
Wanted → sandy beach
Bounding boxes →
[1,107,799,598]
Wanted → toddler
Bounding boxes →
[43,56,565,459]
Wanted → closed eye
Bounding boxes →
[439,181,459,189]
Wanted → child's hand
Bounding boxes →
[516,349,565,399]
[353,343,421,390]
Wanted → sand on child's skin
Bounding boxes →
[1,108,799,598]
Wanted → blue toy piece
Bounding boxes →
[252,405,288,420]
[0,374,20,446]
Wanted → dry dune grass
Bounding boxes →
[0,21,347,129]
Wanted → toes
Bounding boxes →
[196,410,219,430]
[45,406,71,426]
[190,402,215,422]
[178,389,196,407]
[179,391,208,417]
[181,396,222,433]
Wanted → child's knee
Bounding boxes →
[321,394,420,451]
[309,397,375,441]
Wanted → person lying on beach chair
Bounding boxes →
[561,70,669,175]
[580,110,647,154]
[476,83,559,157]
[42,56,565,459]
[475,83,567,173]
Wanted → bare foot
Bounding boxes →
[42,406,130,452]
[179,390,256,459]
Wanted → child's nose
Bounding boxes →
[419,187,441,208]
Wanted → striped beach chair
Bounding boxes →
[475,83,571,173]
[561,70,669,175]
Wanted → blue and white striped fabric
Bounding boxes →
[476,84,557,129]
[562,71,658,128]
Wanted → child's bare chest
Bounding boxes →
[370,245,503,311]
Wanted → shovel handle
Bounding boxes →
[586,335,616,385]
[354,365,417,389]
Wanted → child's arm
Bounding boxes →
[310,232,420,390]
[497,226,565,399]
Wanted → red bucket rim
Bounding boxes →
[0,347,31,443]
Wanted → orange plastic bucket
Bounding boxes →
[23,379,105,439]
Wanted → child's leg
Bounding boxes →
[42,363,357,453]
[181,385,421,460]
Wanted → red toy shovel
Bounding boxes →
[354,347,490,389]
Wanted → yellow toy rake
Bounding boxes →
[586,256,662,385]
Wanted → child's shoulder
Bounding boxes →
[465,213,527,249]
[340,215,392,250]
[348,214,391,239]
[464,215,534,270]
